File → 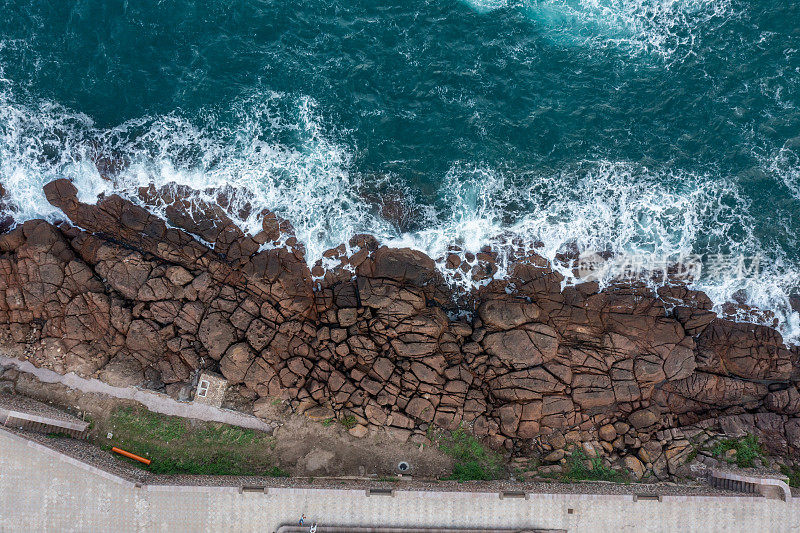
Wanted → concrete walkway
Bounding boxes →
[1,428,799,533]
[0,355,273,432]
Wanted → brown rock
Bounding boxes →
[482,323,559,369]
[543,449,565,463]
[125,319,164,355]
[165,265,194,286]
[360,247,439,286]
[410,362,444,385]
[628,408,659,430]
[304,405,335,421]
[97,253,151,300]
[572,373,615,410]
[245,318,276,351]
[337,308,358,327]
[478,297,541,330]
[405,397,435,422]
[765,387,800,415]
[623,455,645,480]
[198,312,237,360]
[696,319,792,381]
[219,342,255,384]
[4,177,795,472]
[598,424,617,442]
[137,277,174,301]
[657,372,768,415]
[348,424,369,438]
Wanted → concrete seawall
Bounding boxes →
[0,428,798,532]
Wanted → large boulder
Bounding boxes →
[359,247,438,286]
[695,319,793,381]
[478,297,542,330]
[482,323,559,369]
[219,342,255,384]
[198,312,237,360]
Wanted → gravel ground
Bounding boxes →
[7,428,744,497]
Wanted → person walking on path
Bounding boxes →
[298,514,306,526]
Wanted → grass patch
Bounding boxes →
[430,426,504,482]
[265,465,291,477]
[339,415,357,430]
[111,406,187,442]
[194,424,257,446]
[562,448,624,483]
[711,434,765,468]
[780,465,800,488]
[145,454,251,476]
[103,406,282,476]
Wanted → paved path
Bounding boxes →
[1,429,799,532]
[0,355,273,432]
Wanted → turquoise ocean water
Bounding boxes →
[0,1,799,337]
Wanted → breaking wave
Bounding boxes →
[461,0,738,61]
[0,84,798,341]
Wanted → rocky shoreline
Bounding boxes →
[0,178,797,481]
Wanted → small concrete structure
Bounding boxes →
[0,393,89,438]
[710,468,792,502]
[192,371,227,407]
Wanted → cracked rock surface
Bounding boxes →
[0,178,797,480]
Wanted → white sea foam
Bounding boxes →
[413,160,800,341]
[458,0,738,61]
[0,85,798,342]
[459,0,510,14]
[0,89,396,262]
[768,143,800,202]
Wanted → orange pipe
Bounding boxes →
[112,447,151,465]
